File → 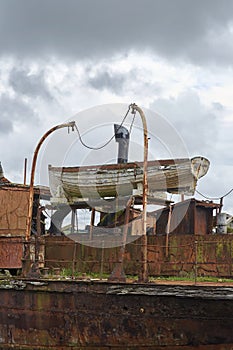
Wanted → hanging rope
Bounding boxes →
[129,108,136,135]
[195,188,233,201]
[74,104,132,150]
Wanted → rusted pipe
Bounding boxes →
[166,204,172,257]
[219,197,223,214]
[194,240,198,285]
[23,158,27,185]
[89,208,95,240]
[108,196,133,282]
[25,121,76,241]
[71,208,76,234]
[130,103,148,282]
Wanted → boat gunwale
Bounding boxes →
[48,158,194,173]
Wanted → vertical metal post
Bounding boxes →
[71,208,76,234]
[24,158,27,185]
[130,104,148,283]
[100,240,105,281]
[89,208,95,240]
[108,197,133,282]
[194,240,198,285]
[219,197,223,213]
[166,205,172,257]
[72,242,77,278]
[230,240,232,278]
[152,216,156,235]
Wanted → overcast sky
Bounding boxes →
[0,0,233,213]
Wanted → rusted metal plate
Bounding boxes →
[152,198,219,235]
[0,280,232,349]
[0,236,24,268]
[44,234,233,278]
[0,184,43,238]
[0,186,29,236]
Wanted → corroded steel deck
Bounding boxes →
[0,278,232,349]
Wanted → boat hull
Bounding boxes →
[0,279,232,349]
[49,157,210,202]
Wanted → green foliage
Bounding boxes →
[60,268,109,279]
[149,275,233,283]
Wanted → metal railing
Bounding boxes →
[19,234,233,283]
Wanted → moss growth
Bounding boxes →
[60,268,109,280]
[0,278,12,286]
[149,275,233,283]
[197,242,204,263]
[216,242,224,259]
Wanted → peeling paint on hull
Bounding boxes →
[0,279,232,349]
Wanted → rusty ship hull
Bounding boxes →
[0,279,232,349]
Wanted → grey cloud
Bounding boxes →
[0,118,13,134]
[86,67,162,95]
[88,71,125,93]
[150,91,219,157]
[0,0,233,65]
[9,68,52,100]
[150,92,233,210]
[0,94,37,134]
[212,102,225,111]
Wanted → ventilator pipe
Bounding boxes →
[114,124,130,164]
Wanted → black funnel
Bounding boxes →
[114,124,129,164]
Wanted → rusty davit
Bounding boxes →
[0,104,233,349]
